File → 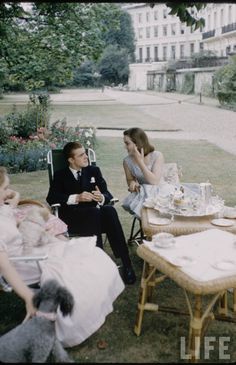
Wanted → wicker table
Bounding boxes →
[134,229,236,362]
[141,207,236,239]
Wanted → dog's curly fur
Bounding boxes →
[0,279,75,363]
[18,206,51,254]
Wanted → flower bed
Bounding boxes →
[0,95,96,173]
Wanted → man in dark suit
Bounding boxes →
[46,141,136,285]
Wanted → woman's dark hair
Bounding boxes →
[123,128,154,156]
[63,141,83,160]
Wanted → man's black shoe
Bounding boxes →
[122,266,136,285]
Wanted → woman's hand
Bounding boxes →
[130,145,144,165]
[129,180,140,193]
[23,291,37,323]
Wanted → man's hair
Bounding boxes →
[0,166,7,187]
[63,142,83,160]
[123,128,154,156]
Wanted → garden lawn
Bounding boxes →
[2,136,236,363]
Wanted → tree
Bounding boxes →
[98,45,130,85]
[0,2,121,91]
[149,3,206,30]
[103,10,135,62]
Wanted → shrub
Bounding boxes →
[181,72,194,94]
[0,117,13,145]
[214,55,236,107]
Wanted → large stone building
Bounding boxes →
[122,3,236,91]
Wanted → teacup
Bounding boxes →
[152,232,175,247]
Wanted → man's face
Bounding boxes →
[69,147,89,170]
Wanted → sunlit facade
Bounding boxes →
[122,3,236,62]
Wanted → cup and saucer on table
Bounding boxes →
[152,233,176,248]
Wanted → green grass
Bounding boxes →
[3,136,236,363]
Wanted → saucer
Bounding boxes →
[211,218,235,227]
[171,256,196,267]
[212,260,236,271]
[148,217,171,226]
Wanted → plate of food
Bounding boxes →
[212,260,236,271]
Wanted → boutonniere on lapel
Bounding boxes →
[90,177,96,184]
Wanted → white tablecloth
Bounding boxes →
[144,229,236,282]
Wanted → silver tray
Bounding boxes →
[154,205,220,218]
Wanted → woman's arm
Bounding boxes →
[123,160,140,192]
[0,251,36,321]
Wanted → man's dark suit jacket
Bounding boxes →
[46,165,114,235]
[46,165,113,208]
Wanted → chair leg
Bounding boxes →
[128,216,145,246]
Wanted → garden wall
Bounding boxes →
[129,63,222,96]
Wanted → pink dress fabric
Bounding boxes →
[14,205,68,236]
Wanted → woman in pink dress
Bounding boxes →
[0,166,125,347]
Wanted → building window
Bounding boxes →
[171,45,176,59]
[180,44,184,58]
[228,5,232,24]
[146,27,150,38]
[154,10,158,20]
[163,25,167,36]
[214,11,217,28]
[199,42,204,51]
[226,45,231,55]
[154,26,158,37]
[154,46,158,61]
[180,24,185,34]
[146,46,150,62]
[163,8,167,19]
[171,24,176,35]
[220,9,224,26]
[208,14,211,30]
[190,43,195,56]
[163,46,167,61]
[146,12,150,22]
[139,47,143,62]
[138,13,142,23]
[138,28,143,39]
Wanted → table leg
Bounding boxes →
[134,261,158,336]
[188,295,202,362]
[218,291,228,316]
[233,289,236,312]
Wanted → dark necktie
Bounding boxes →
[77,170,81,183]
